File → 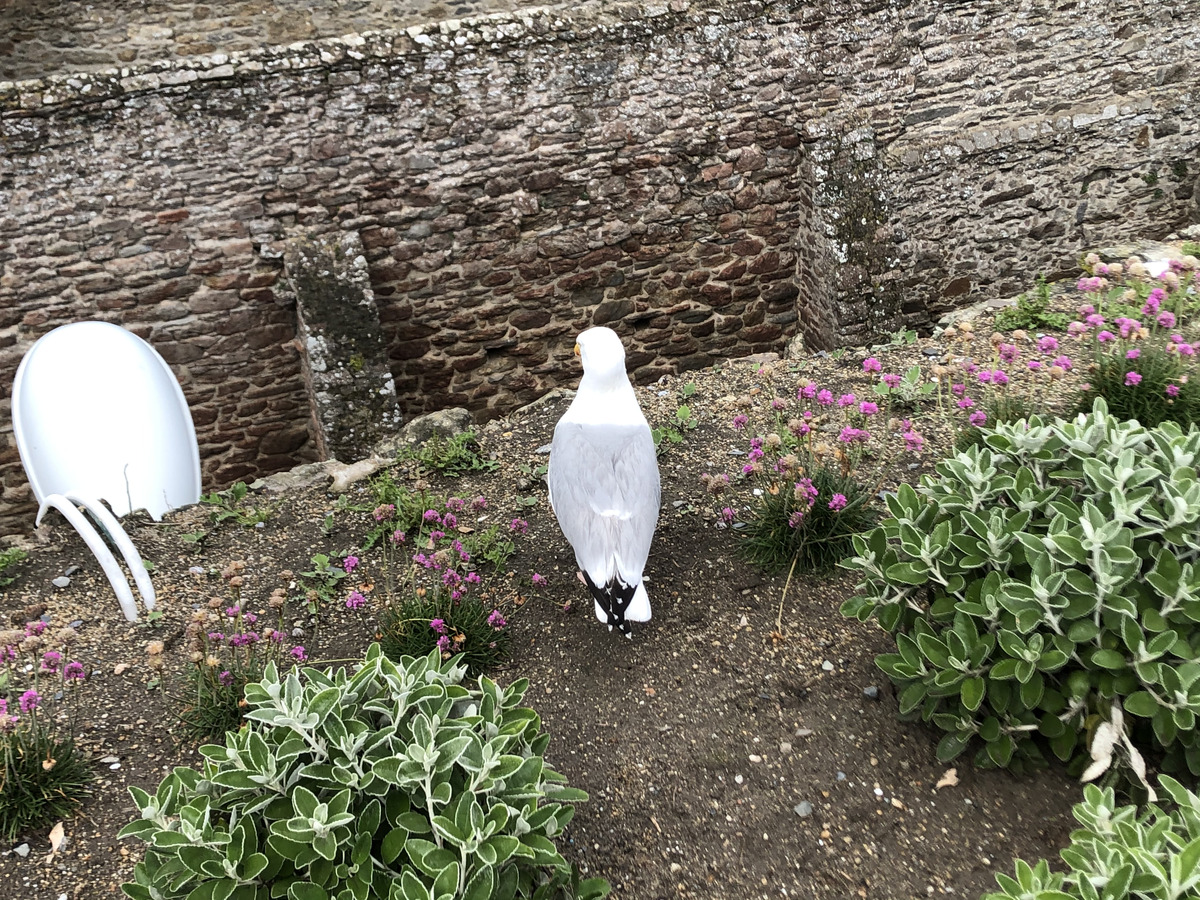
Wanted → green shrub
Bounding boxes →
[201,481,273,527]
[0,547,26,589]
[378,590,511,677]
[361,471,439,551]
[953,395,1037,453]
[984,777,1200,900]
[399,432,498,478]
[120,645,607,900]
[739,465,875,574]
[994,276,1070,332]
[0,622,92,840]
[841,399,1200,783]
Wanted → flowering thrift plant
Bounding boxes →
[1071,251,1200,427]
[0,619,92,839]
[369,485,521,676]
[175,563,308,743]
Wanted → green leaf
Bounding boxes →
[960,677,985,712]
[1090,649,1127,671]
[1124,691,1160,718]
[287,884,330,900]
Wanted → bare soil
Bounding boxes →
[0,317,1085,900]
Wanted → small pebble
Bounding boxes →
[69,620,83,629]
[795,728,813,738]
[837,771,846,781]
[749,754,763,763]
[535,443,553,454]
[670,863,682,875]
[779,741,792,754]
[821,660,834,672]
[52,576,70,588]
[64,565,80,576]
[734,774,743,784]
[863,686,881,701]
[14,843,29,858]
[793,801,813,817]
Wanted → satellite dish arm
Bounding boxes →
[35,494,142,622]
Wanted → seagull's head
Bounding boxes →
[574,327,628,383]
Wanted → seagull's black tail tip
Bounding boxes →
[581,571,636,637]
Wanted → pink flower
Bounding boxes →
[487,610,507,629]
[291,646,308,663]
[1085,314,1105,328]
[436,635,451,654]
[1027,360,1043,372]
[881,373,901,389]
[445,497,466,512]
[838,426,870,444]
[977,370,992,383]
[799,383,817,399]
[466,572,481,584]
[423,509,442,524]
[903,430,924,453]
[372,504,395,522]
[472,496,488,511]
[1038,336,1058,353]
[1158,311,1177,329]
[1052,355,1073,371]
[510,518,529,535]
[346,590,367,610]
[858,401,879,416]
[392,530,406,544]
[430,618,447,635]
[41,650,62,674]
[992,369,1010,386]
[19,689,39,713]
[225,606,240,618]
[732,414,749,430]
[531,573,546,586]
[1125,371,1143,386]
[1126,348,1141,359]
[862,357,882,373]
[218,671,233,687]
[1179,343,1196,357]
[837,393,857,408]
[1097,331,1116,343]
[1168,384,1181,398]
[999,343,1019,362]
[771,398,786,410]
[721,507,735,524]
[969,410,987,427]
[343,555,359,573]
[817,389,834,407]
[787,510,805,528]
[64,661,86,681]
[951,383,966,397]
[828,494,848,511]
[957,397,975,409]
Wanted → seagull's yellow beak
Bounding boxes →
[573,343,581,357]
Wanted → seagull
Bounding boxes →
[548,327,661,637]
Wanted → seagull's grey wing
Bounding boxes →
[548,420,660,586]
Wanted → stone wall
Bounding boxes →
[2,0,1198,536]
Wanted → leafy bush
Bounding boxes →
[994,275,1070,332]
[0,547,25,589]
[984,777,1200,900]
[120,645,607,900]
[399,432,499,478]
[871,364,936,409]
[0,622,92,839]
[841,399,1200,783]
[361,471,440,551]
[1079,343,1200,429]
[378,590,511,677]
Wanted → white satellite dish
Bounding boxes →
[11,321,203,620]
